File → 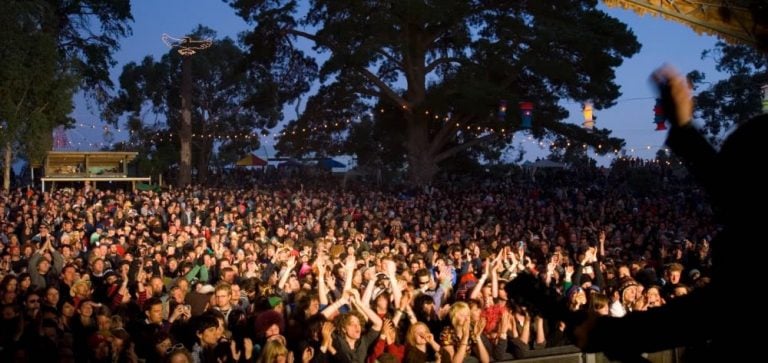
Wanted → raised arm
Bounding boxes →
[384,260,401,308]
[653,66,718,197]
[472,318,491,363]
[492,251,504,298]
[343,255,355,292]
[350,290,382,331]
[317,257,329,306]
[277,255,297,291]
[470,259,490,300]
[320,293,348,320]
[361,275,376,305]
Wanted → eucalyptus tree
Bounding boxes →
[0,1,77,190]
[105,26,287,185]
[690,42,767,143]
[0,0,132,189]
[228,0,639,183]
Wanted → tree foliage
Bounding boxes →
[228,0,639,183]
[42,0,133,100]
[0,0,131,189]
[0,1,76,189]
[105,26,284,182]
[691,41,767,142]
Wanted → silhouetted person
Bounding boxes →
[572,66,766,361]
[507,65,767,362]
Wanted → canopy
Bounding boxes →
[317,158,345,169]
[236,154,267,167]
[605,0,767,50]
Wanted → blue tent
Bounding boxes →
[317,158,345,169]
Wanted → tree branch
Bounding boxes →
[427,114,471,157]
[375,47,403,70]
[434,133,496,163]
[283,28,410,111]
[425,57,469,74]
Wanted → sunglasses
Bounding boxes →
[165,343,185,354]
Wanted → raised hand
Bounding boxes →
[345,255,356,272]
[382,319,396,345]
[243,337,253,359]
[230,340,241,361]
[482,258,491,279]
[473,317,487,341]
[287,255,298,269]
[499,311,511,335]
[384,259,397,276]
[400,292,412,309]
[302,346,314,363]
[651,65,693,127]
[460,317,471,342]
[439,265,452,283]
[321,321,335,343]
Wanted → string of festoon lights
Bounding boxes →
[56,105,683,162]
[57,121,676,165]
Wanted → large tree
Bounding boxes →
[0,0,131,189]
[105,26,290,185]
[228,0,639,184]
[0,1,76,190]
[43,0,133,99]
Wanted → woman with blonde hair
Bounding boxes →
[439,302,490,363]
[404,322,441,363]
[256,339,291,363]
[644,285,665,308]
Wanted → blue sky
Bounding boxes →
[68,0,724,162]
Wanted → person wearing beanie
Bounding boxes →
[268,296,283,311]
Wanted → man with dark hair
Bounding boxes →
[131,296,171,361]
[56,263,77,299]
[28,239,63,290]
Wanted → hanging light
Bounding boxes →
[498,100,508,121]
[519,101,533,129]
[582,101,595,131]
[653,98,667,131]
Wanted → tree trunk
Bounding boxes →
[405,115,439,185]
[3,142,11,191]
[196,143,211,185]
[178,56,193,187]
[408,152,440,185]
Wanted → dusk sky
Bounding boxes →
[69,0,726,162]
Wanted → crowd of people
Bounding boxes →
[0,152,715,363]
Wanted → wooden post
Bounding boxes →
[85,154,90,178]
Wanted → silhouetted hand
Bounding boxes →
[651,65,693,128]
